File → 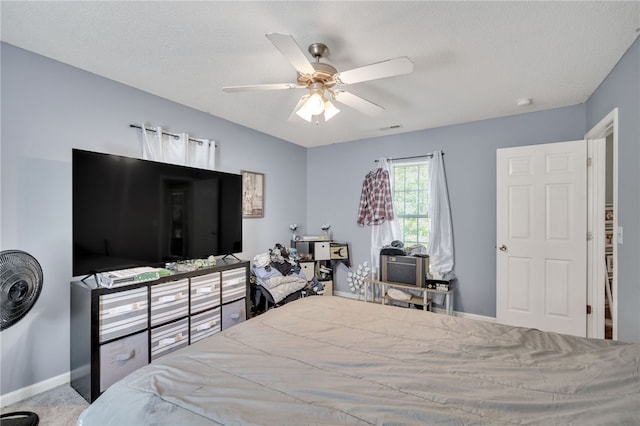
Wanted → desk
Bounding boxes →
[364,278,454,316]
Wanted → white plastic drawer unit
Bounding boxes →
[98,287,148,343]
[99,331,148,392]
[150,318,189,361]
[314,242,331,260]
[190,307,221,344]
[299,262,315,281]
[190,273,221,314]
[221,298,246,330]
[221,267,247,303]
[150,279,189,327]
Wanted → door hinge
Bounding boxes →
[587,157,592,167]
[587,305,592,315]
[587,231,593,241]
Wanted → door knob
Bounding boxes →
[498,244,507,252]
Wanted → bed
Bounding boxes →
[77,296,640,425]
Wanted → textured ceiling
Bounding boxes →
[2,1,639,147]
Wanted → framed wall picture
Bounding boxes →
[241,170,264,218]
[606,254,613,273]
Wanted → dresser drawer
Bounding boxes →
[150,318,189,361]
[150,279,189,326]
[98,287,148,343]
[221,267,247,303]
[190,307,221,344]
[190,273,221,314]
[99,331,148,392]
[221,298,246,330]
[314,241,331,260]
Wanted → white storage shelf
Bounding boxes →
[71,259,249,403]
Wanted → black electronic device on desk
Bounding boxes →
[425,279,451,291]
[380,254,430,287]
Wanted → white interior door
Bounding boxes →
[496,140,587,337]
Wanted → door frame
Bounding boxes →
[585,108,618,339]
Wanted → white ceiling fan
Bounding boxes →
[223,33,414,124]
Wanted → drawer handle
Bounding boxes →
[158,292,183,303]
[109,303,139,315]
[230,313,240,320]
[115,350,135,362]
[196,320,215,331]
[196,287,213,294]
[159,333,183,346]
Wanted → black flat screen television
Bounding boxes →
[72,149,243,276]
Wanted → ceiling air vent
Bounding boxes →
[380,125,402,131]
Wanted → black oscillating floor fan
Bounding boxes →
[1,250,43,426]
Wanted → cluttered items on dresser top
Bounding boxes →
[95,256,218,288]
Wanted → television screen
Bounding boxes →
[72,149,242,276]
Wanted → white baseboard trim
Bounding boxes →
[334,290,496,323]
[431,306,496,323]
[333,290,361,300]
[0,371,70,408]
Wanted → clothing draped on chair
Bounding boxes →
[140,124,216,169]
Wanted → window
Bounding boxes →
[391,161,430,246]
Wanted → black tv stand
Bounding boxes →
[222,253,240,261]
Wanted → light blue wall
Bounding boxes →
[307,106,586,318]
[0,43,306,395]
[585,36,640,343]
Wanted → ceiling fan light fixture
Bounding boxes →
[304,92,326,115]
[295,98,314,122]
[323,100,340,121]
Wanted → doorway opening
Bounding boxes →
[586,108,618,340]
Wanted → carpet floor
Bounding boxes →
[1,384,88,426]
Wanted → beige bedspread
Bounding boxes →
[78,296,640,425]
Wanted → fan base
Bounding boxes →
[0,411,39,426]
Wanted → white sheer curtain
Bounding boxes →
[370,157,402,278]
[426,151,455,279]
[140,124,216,169]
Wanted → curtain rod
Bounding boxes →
[129,124,216,146]
[374,151,444,162]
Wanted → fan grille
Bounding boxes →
[0,250,43,331]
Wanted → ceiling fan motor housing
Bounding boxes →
[297,62,338,88]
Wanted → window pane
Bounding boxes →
[392,161,430,247]
[393,192,405,214]
[405,190,418,215]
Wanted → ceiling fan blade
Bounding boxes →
[334,56,414,85]
[223,83,303,92]
[332,90,384,116]
[266,33,316,76]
